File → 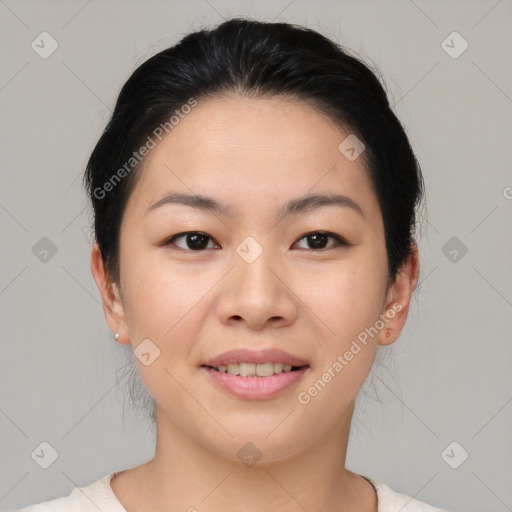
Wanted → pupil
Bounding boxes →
[308,233,327,249]
[188,233,209,250]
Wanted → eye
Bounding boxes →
[293,231,348,251]
[164,231,218,251]
[163,230,348,252]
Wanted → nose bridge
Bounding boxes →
[217,234,297,328]
[234,234,282,300]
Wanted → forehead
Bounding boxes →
[124,95,380,221]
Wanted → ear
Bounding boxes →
[378,242,420,347]
[90,242,130,345]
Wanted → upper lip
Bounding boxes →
[202,349,309,367]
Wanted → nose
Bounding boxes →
[215,248,298,331]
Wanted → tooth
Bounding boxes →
[227,364,240,375]
[238,363,256,376]
[218,362,300,376]
[256,362,275,377]
[273,363,284,374]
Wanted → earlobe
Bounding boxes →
[90,242,130,344]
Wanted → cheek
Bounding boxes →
[121,246,209,340]
[120,257,209,416]
[298,252,388,343]
[292,259,385,422]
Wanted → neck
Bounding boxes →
[113,401,377,512]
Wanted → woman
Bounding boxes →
[19,17,448,512]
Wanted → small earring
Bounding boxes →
[386,329,391,338]
[115,332,120,340]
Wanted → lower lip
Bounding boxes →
[201,366,309,400]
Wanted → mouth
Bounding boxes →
[201,361,310,400]
[200,348,310,399]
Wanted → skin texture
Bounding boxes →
[91,95,420,512]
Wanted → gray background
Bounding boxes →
[1,1,511,511]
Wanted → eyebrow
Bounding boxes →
[146,191,364,219]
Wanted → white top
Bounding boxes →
[16,472,448,512]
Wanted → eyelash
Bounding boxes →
[163,231,349,252]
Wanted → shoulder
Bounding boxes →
[15,473,125,512]
[364,476,449,512]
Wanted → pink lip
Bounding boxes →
[202,366,309,400]
[202,348,309,367]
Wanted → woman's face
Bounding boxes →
[99,95,410,462]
